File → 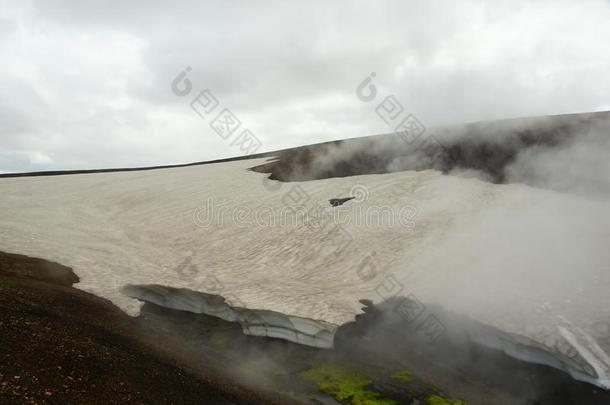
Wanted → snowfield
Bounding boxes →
[1,157,610,386]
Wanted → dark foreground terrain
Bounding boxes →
[134,290,610,405]
[2,251,610,405]
[0,251,291,405]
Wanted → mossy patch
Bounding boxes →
[300,364,397,405]
[207,328,234,347]
[390,369,412,384]
[425,394,467,405]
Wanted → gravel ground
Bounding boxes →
[0,251,295,405]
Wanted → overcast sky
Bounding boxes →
[0,0,609,172]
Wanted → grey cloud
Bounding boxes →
[0,0,609,172]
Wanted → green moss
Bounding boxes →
[390,369,412,383]
[425,394,467,405]
[300,364,397,405]
[207,328,233,347]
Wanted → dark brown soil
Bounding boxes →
[0,252,78,287]
[0,251,294,405]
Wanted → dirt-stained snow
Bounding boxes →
[1,157,610,386]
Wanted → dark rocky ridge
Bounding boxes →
[2,111,607,190]
[250,111,610,185]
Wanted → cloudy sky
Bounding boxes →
[0,0,609,172]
